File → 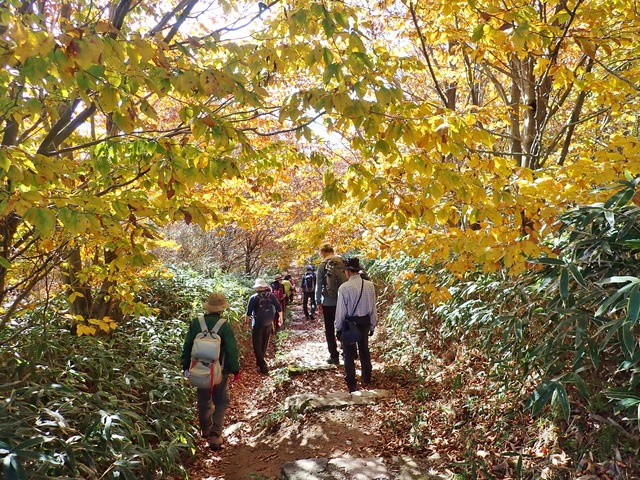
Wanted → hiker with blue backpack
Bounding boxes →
[301,265,316,321]
[245,278,282,374]
[181,292,240,450]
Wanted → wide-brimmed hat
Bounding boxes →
[274,274,283,280]
[203,292,230,313]
[345,257,363,272]
[252,278,269,290]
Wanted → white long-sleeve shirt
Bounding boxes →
[335,274,378,332]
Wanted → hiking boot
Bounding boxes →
[209,434,223,450]
[201,430,211,439]
[259,365,269,374]
[327,357,339,365]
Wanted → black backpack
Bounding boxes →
[255,291,276,326]
[302,272,316,293]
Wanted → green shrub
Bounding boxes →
[0,264,257,479]
[143,264,254,321]
[1,314,195,479]
[433,177,640,424]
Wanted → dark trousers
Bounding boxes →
[196,375,230,437]
[302,291,316,318]
[322,305,339,360]
[252,323,272,368]
[342,324,372,392]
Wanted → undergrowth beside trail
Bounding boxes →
[368,180,640,479]
[0,267,252,480]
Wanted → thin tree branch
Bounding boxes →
[36,98,81,155]
[163,0,199,44]
[557,57,595,166]
[408,1,449,107]
[95,166,152,197]
[593,57,640,92]
[46,104,97,154]
[240,111,325,136]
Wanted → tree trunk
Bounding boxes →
[62,247,92,317]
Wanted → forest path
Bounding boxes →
[183,293,639,480]
[186,296,410,480]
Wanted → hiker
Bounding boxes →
[270,274,287,329]
[245,278,282,374]
[283,274,295,305]
[282,273,293,305]
[181,292,240,450]
[300,265,317,321]
[335,257,378,392]
[315,243,348,365]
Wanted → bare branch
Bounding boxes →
[408,2,449,108]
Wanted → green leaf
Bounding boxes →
[323,63,341,84]
[598,317,625,351]
[472,24,485,41]
[598,276,640,286]
[3,452,26,480]
[621,319,636,358]
[322,17,335,37]
[551,383,571,420]
[565,266,586,290]
[560,267,569,299]
[604,187,635,208]
[0,151,11,171]
[603,210,615,228]
[570,372,590,401]
[532,257,566,266]
[627,285,640,323]
[25,207,56,237]
[99,86,119,112]
[11,436,49,452]
[333,10,349,29]
[0,256,10,269]
[58,207,79,232]
[526,381,556,415]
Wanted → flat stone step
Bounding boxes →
[284,390,391,415]
[287,363,338,376]
[281,455,447,480]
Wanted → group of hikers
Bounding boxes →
[180,243,379,450]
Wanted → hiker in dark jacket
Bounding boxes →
[245,278,282,374]
[300,265,317,320]
[181,292,240,450]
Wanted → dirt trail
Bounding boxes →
[187,298,390,480]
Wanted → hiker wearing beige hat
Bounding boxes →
[180,292,240,450]
[245,279,282,374]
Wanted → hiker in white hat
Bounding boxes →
[245,279,282,374]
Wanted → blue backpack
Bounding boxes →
[302,272,316,292]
